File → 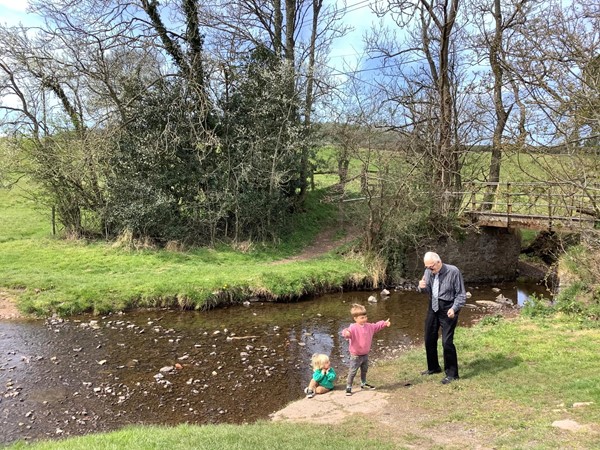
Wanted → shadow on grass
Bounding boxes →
[377,381,417,390]
[461,352,523,379]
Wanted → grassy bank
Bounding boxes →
[0,183,369,316]
[8,314,599,449]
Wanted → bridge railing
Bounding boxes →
[457,182,600,230]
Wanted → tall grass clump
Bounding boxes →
[522,241,600,327]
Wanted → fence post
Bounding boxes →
[52,206,56,235]
[547,187,553,232]
[506,182,511,228]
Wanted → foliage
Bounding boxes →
[216,45,308,242]
[521,293,557,318]
[0,3,315,246]
[520,240,600,326]
[106,78,215,243]
[477,313,504,326]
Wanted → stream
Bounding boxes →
[0,282,548,444]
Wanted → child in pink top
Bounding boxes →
[341,303,391,396]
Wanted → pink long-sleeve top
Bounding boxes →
[342,320,387,356]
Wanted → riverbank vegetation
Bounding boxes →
[0,182,372,316]
[8,312,599,449]
[1,1,598,447]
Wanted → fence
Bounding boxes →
[459,182,600,231]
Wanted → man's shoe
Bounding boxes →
[441,376,459,385]
[345,387,352,396]
[361,383,376,390]
[420,369,442,375]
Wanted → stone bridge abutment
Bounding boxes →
[405,226,522,283]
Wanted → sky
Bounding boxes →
[0,0,33,26]
[0,0,377,63]
[330,0,381,69]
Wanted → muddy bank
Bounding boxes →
[0,290,22,320]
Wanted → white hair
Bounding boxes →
[423,251,441,263]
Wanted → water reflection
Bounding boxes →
[0,282,548,444]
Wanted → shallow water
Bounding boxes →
[0,282,548,444]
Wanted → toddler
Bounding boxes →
[341,303,390,395]
[304,353,336,398]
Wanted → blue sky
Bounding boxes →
[330,1,379,69]
[0,0,374,63]
[0,0,34,26]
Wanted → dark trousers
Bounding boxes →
[424,302,459,378]
[346,354,369,387]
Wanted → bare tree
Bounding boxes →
[1,0,354,243]
[469,0,529,209]
[366,0,466,218]
[505,0,600,218]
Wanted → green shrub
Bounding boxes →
[521,294,554,318]
[478,314,504,326]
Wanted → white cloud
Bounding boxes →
[0,2,40,27]
[0,0,28,12]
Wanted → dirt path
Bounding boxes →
[271,226,359,264]
[270,383,494,449]
[0,290,22,319]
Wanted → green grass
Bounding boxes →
[1,238,366,315]
[0,183,50,241]
[2,146,599,449]
[374,315,600,449]
[8,423,396,450]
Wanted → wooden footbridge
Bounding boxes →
[457,182,600,231]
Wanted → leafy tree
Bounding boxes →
[219,45,306,242]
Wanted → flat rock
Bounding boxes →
[270,389,389,424]
[475,300,503,308]
[551,419,587,432]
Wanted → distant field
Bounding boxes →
[0,181,51,242]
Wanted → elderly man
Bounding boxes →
[417,251,466,384]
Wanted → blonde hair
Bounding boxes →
[350,303,367,318]
[311,353,330,371]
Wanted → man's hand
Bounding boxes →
[419,277,426,289]
[447,309,455,319]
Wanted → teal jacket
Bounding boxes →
[312,367,336,389]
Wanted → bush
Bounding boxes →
[521,294,555,318]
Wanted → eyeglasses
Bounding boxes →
[425,261,438,270]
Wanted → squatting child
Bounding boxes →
[304,353,336,398]
[341,303,391,396]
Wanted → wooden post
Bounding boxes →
[52,206,56,235]
[547,187,553,232]
[506,182,511,228]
